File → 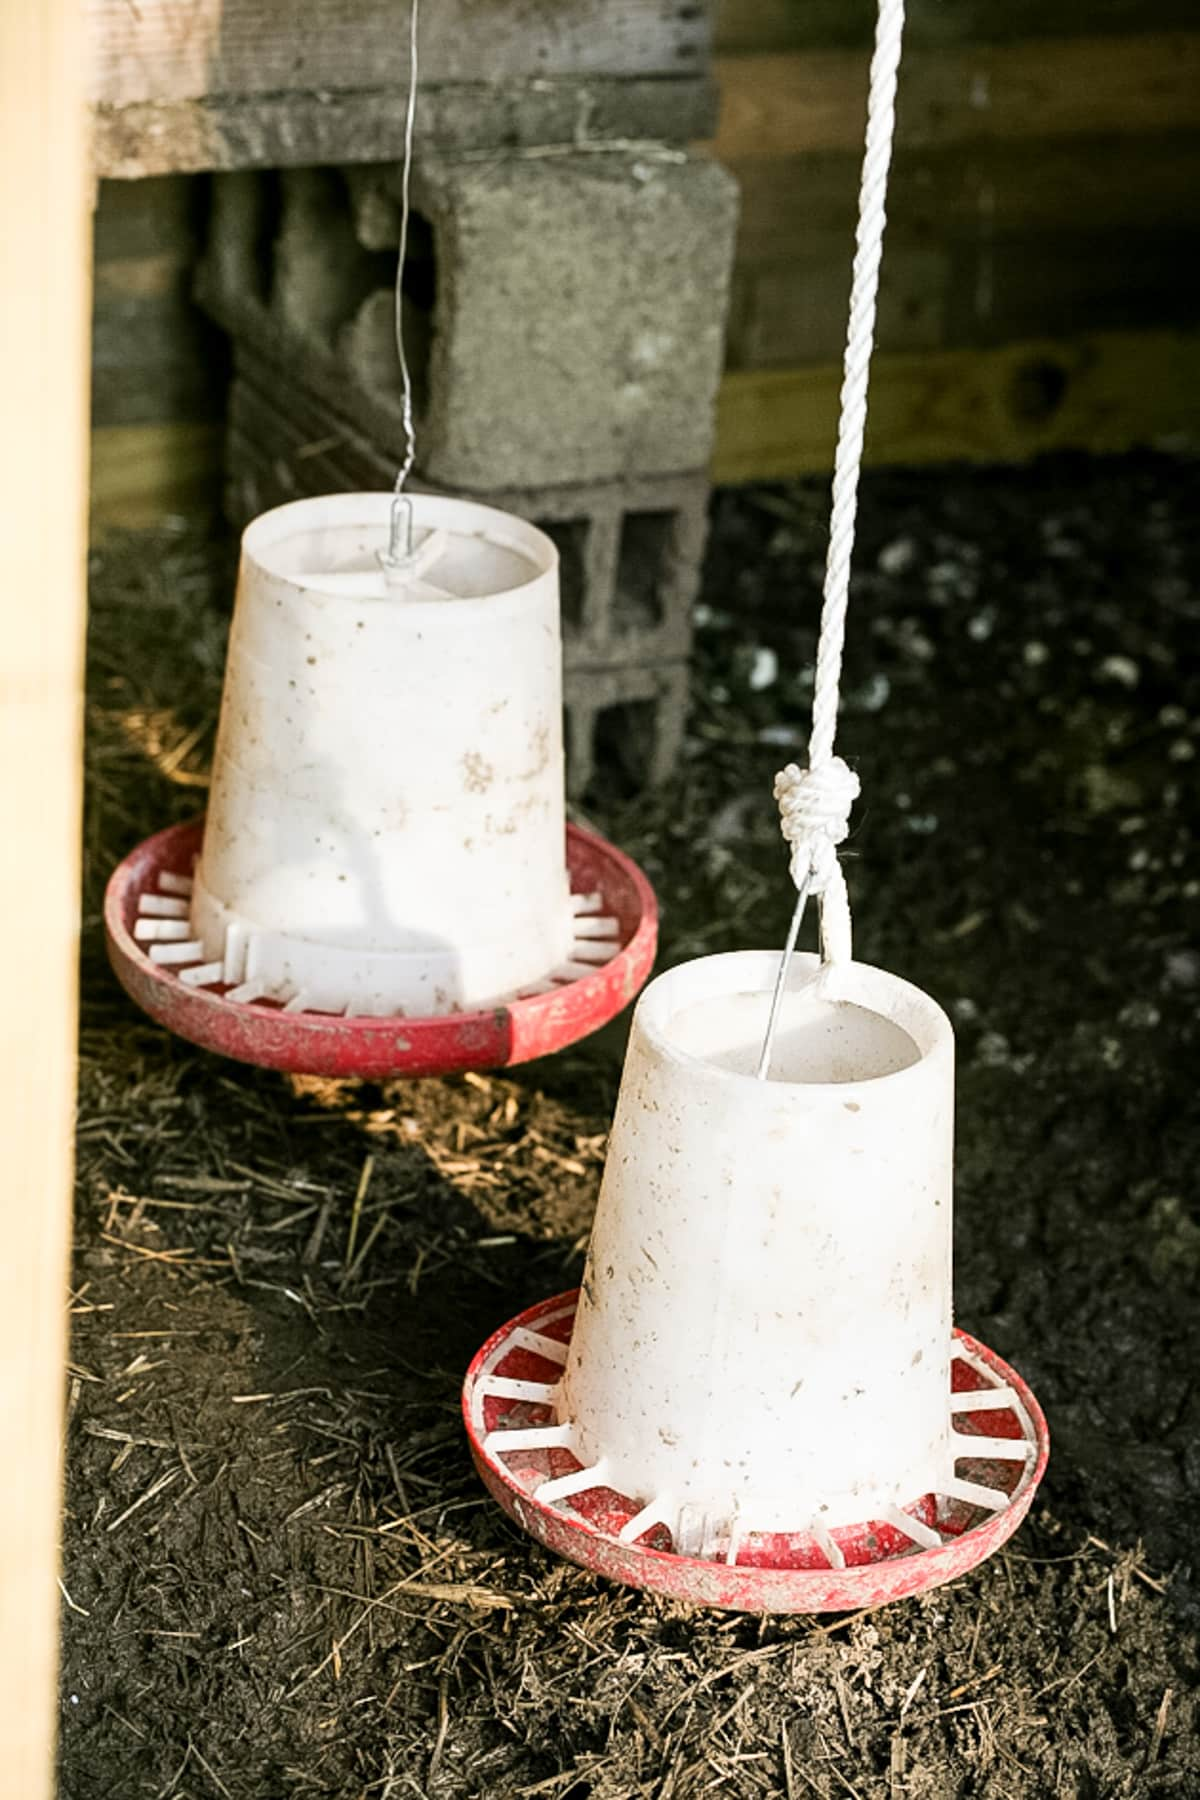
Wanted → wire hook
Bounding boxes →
[376,493,416,588]
[755,868,813,1080]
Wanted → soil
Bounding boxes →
[62,452,1198,1799]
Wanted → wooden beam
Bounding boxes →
[92,76,717,180]
[727,134,1200,269]
[0,0,90,1791]
[86,0,718,174]
[86,0,713,104]
[715,0,1200,53]
[727,222,1196,370]
[727,243,950,369]
[712,33,1200,161]
[712,329,1200,482]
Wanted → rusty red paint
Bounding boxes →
[104,819,657,1079]
[463,1290,1049,1614]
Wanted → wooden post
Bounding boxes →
[0,0,91,1788]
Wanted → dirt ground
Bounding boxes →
[62,453,1198,1798]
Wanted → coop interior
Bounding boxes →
[2,0,1197,1794]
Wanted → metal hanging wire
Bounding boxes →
[379,0,422,580]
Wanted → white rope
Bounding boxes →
[774,757,860,895]
[757,0,905,1073]
[773,0,906,953]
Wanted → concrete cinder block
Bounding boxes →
[204,154,738,490]
[398,151,739,489]
[563,661,690,798]
[199,149,726,788]
[490,472,709,671]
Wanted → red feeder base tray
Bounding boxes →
[464,1290,1049,1614]
[105,819,657,1079]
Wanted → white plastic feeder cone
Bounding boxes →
[556,949,956,1558]
[189,492,575,1016]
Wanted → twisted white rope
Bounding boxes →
[773,0,906,943]
[758,0,905,1074]
[774,756,861,894]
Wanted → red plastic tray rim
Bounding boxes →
[104,817,658,1078]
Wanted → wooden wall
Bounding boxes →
[90,177,226,526]
[89,1,1200,525]
[87,0,716,175]
[709,0,1200,478]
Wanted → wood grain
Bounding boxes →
[91,179,224,430]
[92,76,717,179]
[727,243,950,369]
[712,34,1200,160]
[0,0,89,1791]
[713,329,1200,481]
[90,421,223,529]
[92,174,201,261]
[727,220,1197,370]
[715,0,1200,53]
[727,134,1200,268]
[86,0,714,105]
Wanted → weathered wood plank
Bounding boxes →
[713,329,1200,481]
[728,135,1200,268]
[0,0,88,1792]
[87,0,714,105]
[727,243,949,368]
[715,0,1200,53]
[90,317,225,427]
[93,173,200,259]
[942,232,1197,354]
[92,178,226,428]
[728,224,1195,370]
[94,249,192,298]
[93,75,717,178]
[713,34,1200,161]
[90,421,223,529]
[717,0,853,54]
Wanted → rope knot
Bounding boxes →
[773,755,860,893]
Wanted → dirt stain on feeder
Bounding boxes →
[521,724,552,780]
[462,750,495,793]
